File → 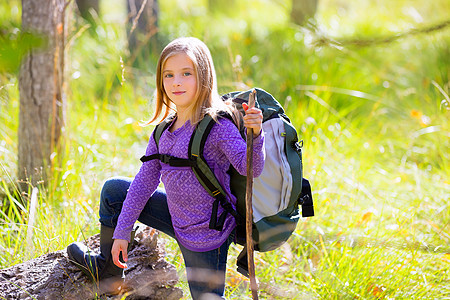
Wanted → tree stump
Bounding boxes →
[0,227,183,300]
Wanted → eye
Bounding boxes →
[164,73,173,78]
[183,72,192,76]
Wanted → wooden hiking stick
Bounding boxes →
[245,89,259,300]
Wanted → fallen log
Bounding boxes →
[0,226,183,300]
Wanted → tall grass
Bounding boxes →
[1,0,449,299]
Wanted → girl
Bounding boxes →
[67,37,265,299]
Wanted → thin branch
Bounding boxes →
[311,19,450,48]
[129,0,148,36]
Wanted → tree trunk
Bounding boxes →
[127,0,160,66]
[18,0,67,187]
[291,0,318,25]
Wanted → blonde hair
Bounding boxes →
[147,37,241,126]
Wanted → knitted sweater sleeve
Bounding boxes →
[212,119,265,177]
[113,133,161,242]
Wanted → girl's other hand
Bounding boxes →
[242,103,263,137]
[111,239,129,269]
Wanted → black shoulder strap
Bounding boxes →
[189,115,243,230]
[140,115,174,163]
[188,115,226,196]
[139,114,242,231]
[154,116,175,148]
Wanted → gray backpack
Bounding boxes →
[141,88,314,277]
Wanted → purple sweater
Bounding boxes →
[113,117,265,251]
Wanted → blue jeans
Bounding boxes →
[98,176,233,300]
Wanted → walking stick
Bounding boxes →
[245,89,259,300]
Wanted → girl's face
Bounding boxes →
[162,52,198,111]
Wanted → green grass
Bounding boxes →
[1,0,449,299]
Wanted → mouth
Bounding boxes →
[172,91,185,96]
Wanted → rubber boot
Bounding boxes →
[67,225,125,294]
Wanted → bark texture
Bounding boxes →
[18,0,67,185]
[0,227,183,300]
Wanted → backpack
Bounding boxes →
[141,88,314,277]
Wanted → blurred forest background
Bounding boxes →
[0,0,449,299]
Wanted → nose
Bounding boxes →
[173,75,182,86]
